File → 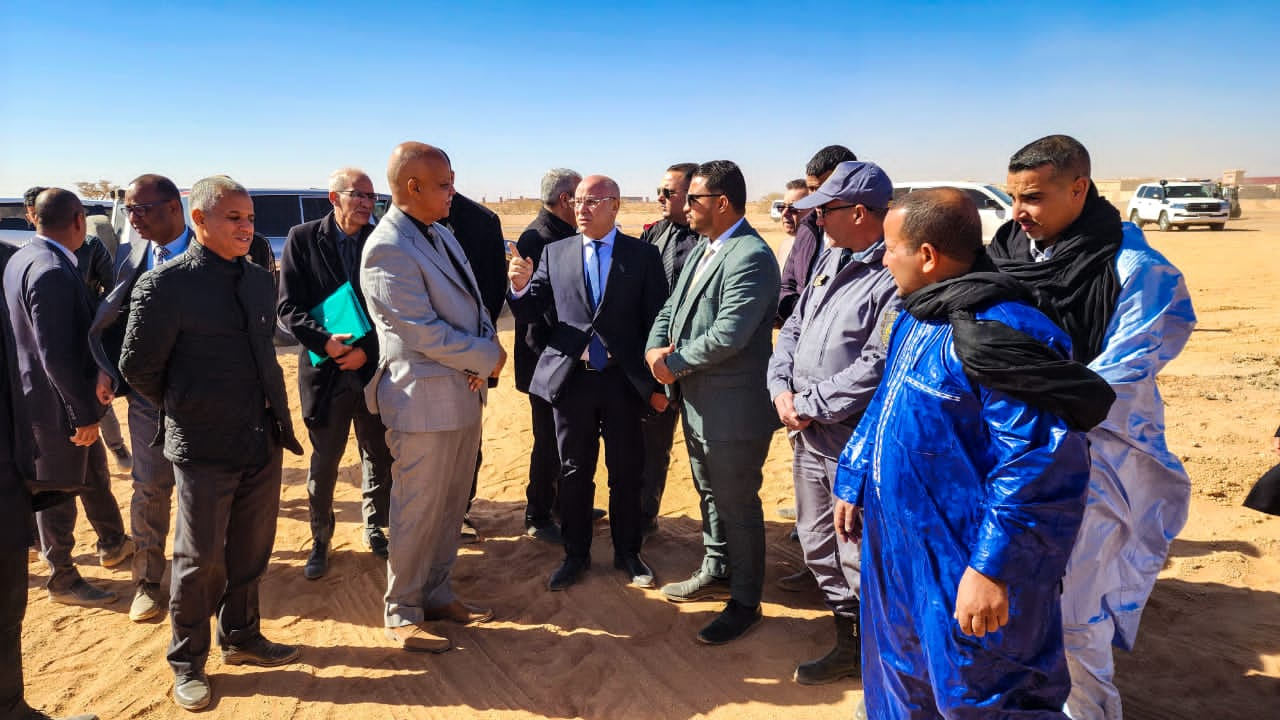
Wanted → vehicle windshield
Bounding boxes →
[1164,185,1212,199]
[985,185,1013,205]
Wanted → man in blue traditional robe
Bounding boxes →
[835,188,1112,718]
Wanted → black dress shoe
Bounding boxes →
[364,528,389,559]
[222,635,300,666]
[304,541,328,580]
[548,556,590,591]
[613,553,655,588]
[526,522,564,545]
[697,599,762,645]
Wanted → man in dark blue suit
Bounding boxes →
[0,235,101,720]
[508,174,668,590]
[3,189,125,609]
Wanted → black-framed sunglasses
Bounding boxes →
[335,190,378,202]
[687,193,724,205]
[779,203,802,215]
[815,203,857,219]
[656,187,683,200]
[123,200,172,217]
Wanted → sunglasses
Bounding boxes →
[656,187,683,200]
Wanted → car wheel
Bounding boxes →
[1128,209,1143,227]
[1158,212,1172,232]
[1210,223,1225,231]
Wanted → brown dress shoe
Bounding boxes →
[385,623,451,653]
[424,599,494,625]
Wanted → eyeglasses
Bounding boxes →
[123,200,171,217]
[687,193,724,205]
[779,203,802,215]
[336,190,378,202]
[572,196,617,210]
[815,203,857,219]
[656,187,684,200]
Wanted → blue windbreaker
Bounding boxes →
[835,298,1092,719]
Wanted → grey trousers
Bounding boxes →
[99,403,125,452]
[640,403,680,522]
[36,439,127,592]
[684,426,769,608]
[383,422,480,627]
[305,376,393,544]
[792,435,860,616]
[127,394,176,587]
[167,445,282,678]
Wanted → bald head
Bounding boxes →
[33,188,87,250]
[893,187,982,262]
[387,142,454,224]
[882,187,984,296]
[574,174,621,239]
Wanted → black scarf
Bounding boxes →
[987,183,1123,363]
[903,252,1115,431]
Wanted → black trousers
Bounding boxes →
[524,393,561,527]
[305,375,393,544]
[640,403,680,522]
[167,444,282,678]
[552,366,645,560]
[0,545,27,717]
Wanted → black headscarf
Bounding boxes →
[903,252,1115,432]
[987,183,1123,363]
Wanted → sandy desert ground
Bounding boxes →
[16,203,1280,719]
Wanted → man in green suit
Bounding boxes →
[646,160,782,645]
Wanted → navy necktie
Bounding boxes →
[586,241,608,369]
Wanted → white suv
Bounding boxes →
[1126,180,1229,232]
[893,181,1013,240]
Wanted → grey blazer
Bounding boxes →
[359,206,501,433]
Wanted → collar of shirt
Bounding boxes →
[581,227,617,247]
[39,235,78,268]
[149,227,192,269]
[707,217,746,253]
[1029,239,1055,262]
[851,239,885,264]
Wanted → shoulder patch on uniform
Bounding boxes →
[880,308,899,346]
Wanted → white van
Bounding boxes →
[892,182,1014,241]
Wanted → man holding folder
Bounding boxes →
[278,167,394,580]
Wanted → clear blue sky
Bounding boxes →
[2,1,1277,200]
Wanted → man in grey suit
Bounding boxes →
[646,160,782,645]
[91,173,193,622]
[361,143,506,653]
[767,161,902,685]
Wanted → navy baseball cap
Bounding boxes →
[794,160,893,211]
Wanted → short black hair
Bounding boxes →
[785,178,807,191]
[805,145,857,179]
[128,173,181,202]
[1008,134,1091,181]
[894,187,981,264]
[667,163,698,183]
[693,160,746,214]
[33,188,83,232]
[23,186,48,208]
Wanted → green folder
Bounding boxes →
[307,281,373,366]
